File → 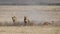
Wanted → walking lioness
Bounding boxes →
[12,16,17,24]
[24,16,30,25]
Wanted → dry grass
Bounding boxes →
[0,26,60,34]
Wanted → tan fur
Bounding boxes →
[24,16,30,25]
[12,16,17,24]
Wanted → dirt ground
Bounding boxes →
[0,26,60,34]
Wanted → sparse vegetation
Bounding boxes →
[0,26,60,34]
[0,21,59,26]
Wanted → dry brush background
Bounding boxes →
[0,6,60,34]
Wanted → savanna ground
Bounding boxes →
[0,26,60,34]
[0,6,60,34]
